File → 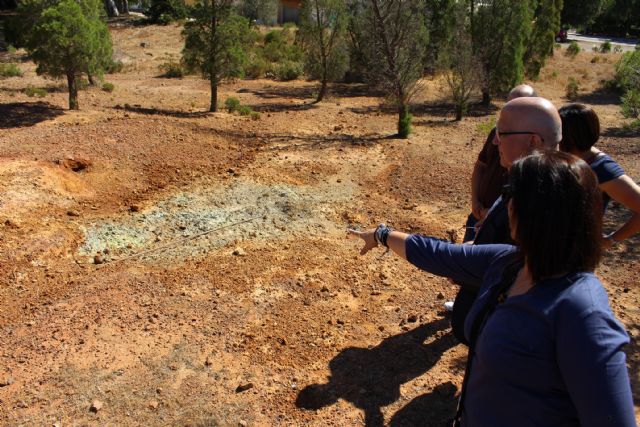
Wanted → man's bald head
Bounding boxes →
[495,97,562,168]
[507,84,538,101]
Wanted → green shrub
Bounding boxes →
[476,116,497,135]
[599,41,612,53]
[159,60,184,78]
[550,70,559,78]
[102,82,115,92]
[147,0,189,23]
[566,41,580,58]
[566,77,579,100]
[224,97,241,113]
[614,46,623,53]
[106,60,124,74]
[7,45,17,54]
[77,77,90,90]
[250,111,261,120]
[591,56,601,63]
[398,108,412,138]
[554,43,561,50]
[621,89,640,119]
[0,63,22,78]
[238,105,252,116]
[274,60,303,81]
[245,56,268,79]
[614,50,640,92]
[25,86,47,97]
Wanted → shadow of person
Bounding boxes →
[389,382,459,427]
[296,318,457,427]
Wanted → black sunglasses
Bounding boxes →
[496,130,544,142]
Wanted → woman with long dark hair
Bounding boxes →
[350,151,635,426]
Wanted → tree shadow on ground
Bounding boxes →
[574,87,621,106]
[602,126,640,138]
[0,102,65,128]
[295,318,458,427]
[252,102,318,113]
[246,82,385,102]
[350,101,499,120]
[113,104,211,119]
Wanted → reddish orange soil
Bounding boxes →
[0,22,638,426]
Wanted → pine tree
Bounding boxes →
[470,0,534,105]
[182,0,253,112]
[526,0,562,79]
[26,0,112,110]
[299,0,349,102]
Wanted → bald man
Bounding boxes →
[451,96,562,345]
[465,84,538,242]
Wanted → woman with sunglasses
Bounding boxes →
[559,103,640,248]
[350,151,635,427]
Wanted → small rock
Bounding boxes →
[320,285,329,292]
[623,288,630,293]
[407,314,418,323]
[0,377,14,387]
[94,254,104,265]
[235,383,254,393]
[140,42,147,47]
[66,210,80,217]
[90,399,103,413]
[232,247,246,256]
[277,337,287,346]
[129,205,140,213]
[436,292,445,300]
[238,420,248,427]
[205,356,213,367]
[148,400,159,409]
[378,325,385,332]
[336,319,345,325]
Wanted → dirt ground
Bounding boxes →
[0,22,638,426]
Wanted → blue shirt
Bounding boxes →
[589,153,625,210]
[405,235,635,427]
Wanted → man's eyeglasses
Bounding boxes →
[496,130,544,142]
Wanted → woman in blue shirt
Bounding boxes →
[350,151,636,427]
[559,103,640,248]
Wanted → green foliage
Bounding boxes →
[398,106,412,138]
[7,45,18,55]
[566,77,579,99]
[238,105,252,115]
[0,63,23,78]
[237,0,277,24]
[561,0,608,29]
[525,0,562,79]
[471,0,534,104]
[147,0,189,23]
[614,46,623,53]
[250,111,261,120]
[224,97,241,112]
[5,0,58,48]
[614,50,640,92]
[159,60,185,77]
[24,0,112,109]
[106,60,125,73]
[245,56,268,78]
[565,41,581,58]
[423,0,457,72]
[25,86,47,97]
[102,82,115,92]
[299,0,349,101]
[476,116,497,135]
[591,55,601,63]
[599,41,612,53]
[262,29,303,62]
[551,70,559,78]
[621,89,640,119]
[273,60,303,81]
[182,2,253,111]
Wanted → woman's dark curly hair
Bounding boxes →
[508,151,603,281]
[558,103,600,153]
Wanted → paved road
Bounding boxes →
[568,31,638,52]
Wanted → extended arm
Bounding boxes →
[600,174,640,247]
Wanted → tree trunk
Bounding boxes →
[397,103,411,138]
[209,76,218,112]
[105,0,119,17]
[317,73,327,103]
[88,74,96,86]
[67,72,79,110]
[455,104,463,121]
[121,0,129,14]
[481,89,491,106]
